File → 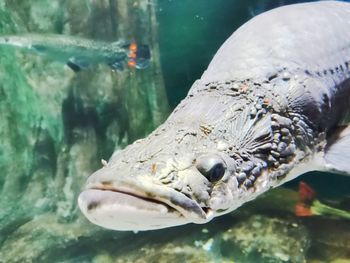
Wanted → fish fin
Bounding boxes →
[67,57,90,72]
[295,202,313,217]
[295,182,317,217]
[67,61,82,72]
[108,60,124,71]
[135,44,151,69]
[299,181,316,203]
[323,125,350,175]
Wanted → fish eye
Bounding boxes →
[196,154,227,183]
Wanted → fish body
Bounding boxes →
[78,1,350,231]
[0,33,151,71]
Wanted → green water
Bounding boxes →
[158,0,247,108]
[157,0,319,108]
[0,0,349,262]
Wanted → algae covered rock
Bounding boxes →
[220,215,310,263]
[113,243,214,263]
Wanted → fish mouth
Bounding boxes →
[78,181,210,231]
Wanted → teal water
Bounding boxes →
[157,0,319,108]
[0,0,349,262]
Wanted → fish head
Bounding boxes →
[78,134,240,231]
[78,85,275,231]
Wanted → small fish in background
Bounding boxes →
[127,41,151,70]
[296,182,350,220]
[0,33,151,72]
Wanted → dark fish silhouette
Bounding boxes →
[0,33,151,72]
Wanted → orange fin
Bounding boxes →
[295,203,313,217]
[128,60,136,68]
[295,182,317,217]
[299,181,316,203]
[129,41,137,53]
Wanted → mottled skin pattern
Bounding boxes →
[79,1,350,230]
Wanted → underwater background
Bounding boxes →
[0,0,349,262]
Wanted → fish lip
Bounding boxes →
[90,186,178,214]
[82,182,209,223]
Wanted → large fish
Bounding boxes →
[78,1,350,231]
[0,33,151,71]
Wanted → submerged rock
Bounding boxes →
[220,215,310,263]
[305,218,350,262]
[113,244,215,263]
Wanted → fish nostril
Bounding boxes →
[201,207,214,218]
[202,207,210,213]
[87,201,100,211]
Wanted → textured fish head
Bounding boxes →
[78,137,239,231]
[79,81,275,230]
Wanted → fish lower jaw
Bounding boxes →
[78,185,210,231]
[78,189,189,231]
